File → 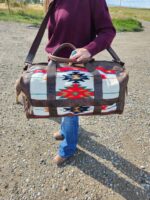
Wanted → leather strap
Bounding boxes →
[25,0,55,65]
[24,0,124,66]
[47,60,57,116]
[85,63,103,113]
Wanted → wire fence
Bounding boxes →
[106,0,150,8]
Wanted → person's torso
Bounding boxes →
[46,0,96,57]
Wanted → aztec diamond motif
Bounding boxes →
[57,83,94,99]
[64,106,90,114]
[57,106,94,115]
[62,71,89,83]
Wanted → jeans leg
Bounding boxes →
[59,116,79,158]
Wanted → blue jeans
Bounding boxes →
[59,116,79,158]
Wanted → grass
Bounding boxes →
[112,18,143,32]
[0,4,149,31]
[0,10,43,25]
[110,7,150,22]
[0,4,44,25]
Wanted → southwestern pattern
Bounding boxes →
[17,60,128,118]
[62,71,89,83]
[56,83,94,99]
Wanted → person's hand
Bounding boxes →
[70,48,91,62]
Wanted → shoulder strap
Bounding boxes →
[25,0,55,65]
[25,0,124,66]
[107,47,124,66]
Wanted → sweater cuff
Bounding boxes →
[84,41,101,57]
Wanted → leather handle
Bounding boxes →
[48,54,92,64]
[49,54,76,63]
[53,43,76,55]
[48,43,92,64]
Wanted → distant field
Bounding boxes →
[0,3,43,25]
[0,4,149,32]
[110,7,150,21]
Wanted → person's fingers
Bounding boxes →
[76,54,89,62]
[76,56,84,62]
[70,48,91,62]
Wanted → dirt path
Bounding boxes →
[0,21,150,200]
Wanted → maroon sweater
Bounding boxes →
[45,0,116,57]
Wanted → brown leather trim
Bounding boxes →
[117,73,129,112]
[20,72,32,100]
[30,98,119,107]
[26,109,122,118]
[93,106,102,115]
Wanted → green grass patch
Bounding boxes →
[113,18,143,32]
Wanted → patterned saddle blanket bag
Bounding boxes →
[17,44,129,118]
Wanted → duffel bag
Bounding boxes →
[16,42,128,118]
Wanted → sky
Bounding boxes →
[106,0,150,8]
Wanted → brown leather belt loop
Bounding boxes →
[93,70,103,102]
[47,60,57,116]
[85,63,103,114]
[93,106,102,115]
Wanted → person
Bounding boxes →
[45,0,116,165]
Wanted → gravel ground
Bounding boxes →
[0,21,150,200]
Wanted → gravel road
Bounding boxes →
[0,21,150,200]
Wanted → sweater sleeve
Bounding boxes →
[84,0,116,56]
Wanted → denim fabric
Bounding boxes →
[58,116,79,158]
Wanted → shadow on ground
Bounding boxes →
[52,118,150,200]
